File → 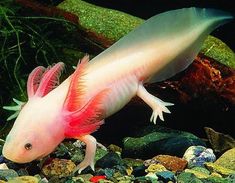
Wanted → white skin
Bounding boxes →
[2,8,232,173]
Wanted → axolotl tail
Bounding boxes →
[88,8,233,84]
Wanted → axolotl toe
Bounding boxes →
[2,8,233,173]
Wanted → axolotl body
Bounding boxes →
[2,8,233,173]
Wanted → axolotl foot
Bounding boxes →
[73,157,95,174]
[73,135,96,174]
[150,99,174,124]
[137,84,174,124]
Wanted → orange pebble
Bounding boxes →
[90,175,106,182]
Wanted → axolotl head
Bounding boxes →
[2,63,66,163]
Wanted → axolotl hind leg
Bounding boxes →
[137,84,174,124]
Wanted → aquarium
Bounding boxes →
[0,0,234,182]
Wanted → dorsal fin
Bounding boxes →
[27,66,46,98]
[35,62,65,97]
[64,88,109,137]
[63,55,89,112]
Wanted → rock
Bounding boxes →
[145,172,158,182]
[17,169,29,176]
[204,127,235,154]
[0,169,18,181]
[70,148,85,164]
[0,163,8,170]
[107,144,122,153]
[134,176,151,183]
[185,169,209,179]
[7,176,39,183]
[42,158,76,178]
[95,152,124,168]
[125,167,133,176]
[116,175,134,182]
[210,172,223,178]
[90,175,106,182]
[97,180,114,183]
[0,156,4,164]
[95,148,108,162]
[201,176,234,183]
[191,167,210,175]
[75,174,93,182]
[153,155,187,172]
[144,159,159,167]
[95,168,115,180]
[132,165,146,177]
[114,165,127,175]
[123,158,144,167]
[104,168,115,179]
[205,162,235,177]
[156,171,175,182]
[70,176,85,182]
[123,126,205,159]
[177,172,203,183]
[215,148,235,171]
[145,164,167,173]
[183,146,216,168]
[227,174,235,182]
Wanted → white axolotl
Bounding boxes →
[2,7,233,173]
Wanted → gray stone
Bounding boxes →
[183,146,216,168]
[95,152,124,169]
[123,126,205,159]
[0,169,18,181]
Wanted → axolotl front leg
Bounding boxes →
[74,135,97,174]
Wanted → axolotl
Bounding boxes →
[2,8,233,173]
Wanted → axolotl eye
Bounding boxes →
[24,143,32,150]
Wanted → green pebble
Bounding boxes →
[185,169,209,179]
[0,169,18,181]
[205,162,235,177]
[95,148,108,162]
[200,176,233,183]
[123,158,144,167]
[191,167,210,175]
[215,148,235,171]
[177,172,203,183]
[7,176,39,183]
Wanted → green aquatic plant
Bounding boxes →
[0,5,75,97]
[0,1,85,130]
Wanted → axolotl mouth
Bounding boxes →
[3,154,47,164]
[2,147,47,164]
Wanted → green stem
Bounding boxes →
[3,12,26,99]
[8,16,77,26]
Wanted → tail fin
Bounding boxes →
[146,8,233,82]
[92,8,233,83]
